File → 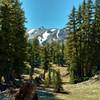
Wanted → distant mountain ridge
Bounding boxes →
[27,27,67,44]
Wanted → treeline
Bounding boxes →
[66,0,100,83]
[1,0,100,85]
[27,39,65,78]
[27,39,64,92]
[0,0,65,83]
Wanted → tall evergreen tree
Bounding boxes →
[55,70,63,92]
[60,41,65,66]
[75,5,83,79]
[27,38,41,78]
[0,1,13,81]
[65,0,98,83]
[32,38,41,68]
[94,0,100,70]
[86,0,94,76]
[42,44,50,79]
[66,6,81,83]
[0,0,27,81]
[11,0,27,76]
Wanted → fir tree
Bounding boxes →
[0,1,16,80]
[42,44,50,79]
[12,0,27,75]
[53,70,63,93]
[0,0,27,81]
[94,0,100,70]
[66,6,80,83]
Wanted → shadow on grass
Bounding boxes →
[0,89,70,100]
[37,89,70,100]
[56,91,70,95]
[0,90,56,100]
[37,90,57,100]
[62,81,70,85]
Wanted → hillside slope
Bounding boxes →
[54,67,100,100]
[27,27,67,44]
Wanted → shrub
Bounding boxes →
[53,70,63,92]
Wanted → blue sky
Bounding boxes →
[20,0,83,30]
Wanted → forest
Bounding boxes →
[0,0,100,100]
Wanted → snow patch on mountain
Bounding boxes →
[28,29,35,34]
[57,30,60,39]
[42,31,50,42]
[51,29,56,32]
[27,28,67,44]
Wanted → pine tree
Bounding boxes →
[59,40,65,67]
[53,70,63,93]
[0,1,16,80]
[59,40,65,66]
[27,38,41,79]
[51,41,59,65]
[0,0,27,81]
[87,0,94,76]
[75,5,83,79]
[44,68,52,87]
[27,43,34,78]
[65,0,98,83]
[66,6,81,83]
[50,41,65,66]
[82,0,94,77]
[42,44,50,79]
[80,0,88,77]
[94,0,100,70]
[33,38,41,67]
[12,0,27,75]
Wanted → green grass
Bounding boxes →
[52,66,100,100]
[24,65,100,100]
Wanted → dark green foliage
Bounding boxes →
[23,67,31,75]
[70,61,83,83]
[42,44,50,79]
[45,69,63,92]
[66,0,100,83]
[66,6,80,83]
[44,68,52,87]
[1,0,100,85]
[94,0,100,70]
[27,43,34,76]
[12,1,27,75]
[49,41,65,66]
[53,70,63,92]
[27,38,41,78]
[32,38,41,67]
[0,0,27,81]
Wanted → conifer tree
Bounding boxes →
[80,0,94,77]
[0,1,17,79]
[86,0,94,76]
[12,0,27,75]
[65,0,97,82]
[42,44,50,79]
[27,43,34,78]
[66,6,80,83]
[53,70,63,93]
[0,1,13,81]
[94,0,100,70]
[59,41,65,66]
[0,0,27,80]
[76,5,83,78]
[27,38,41,78]
[32,38,41,67]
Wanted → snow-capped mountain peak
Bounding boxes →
[28,29,35,34]
[27,27,66,44]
